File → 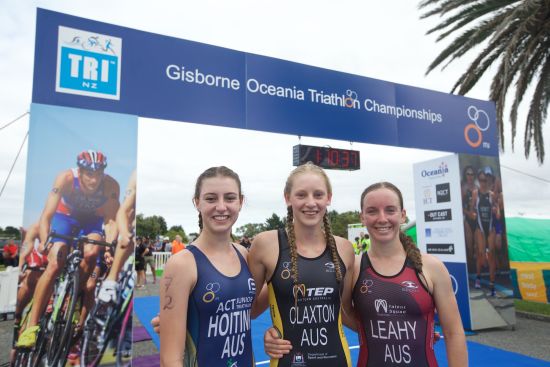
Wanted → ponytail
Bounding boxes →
[399,231,422,272]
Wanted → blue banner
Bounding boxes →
[444,261,472,330]
[33,8,498,156]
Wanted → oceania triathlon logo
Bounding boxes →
[421,162,448,178]
[344,89,359,108]
[202,282,220,303]
[281,261,291,280]
[56,26,122,100]
[360,279,374,294]
[464,105,491,148]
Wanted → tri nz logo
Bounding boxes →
[56,26,122,100]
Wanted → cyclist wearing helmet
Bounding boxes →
[17,149,120,348]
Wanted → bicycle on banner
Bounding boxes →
[80,255,135,367]
[12,231,115,367]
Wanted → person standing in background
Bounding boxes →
[171,235,185,255]
[144,237,157,284]
[240,235,252,250]
[135,237,147,289]
[3,239,18,267]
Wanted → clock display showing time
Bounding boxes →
[293,144,360,171]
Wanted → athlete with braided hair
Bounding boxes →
[249,162,355,367]
[349,182,466,366]
[266,181,466,366]
[16,149,120,348]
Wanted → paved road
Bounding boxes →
[2,273,549,364]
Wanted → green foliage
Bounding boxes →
[166,225,188,243]
[327,210,361,238]
[136,213,168,239]
[236,223,266,238]
[235,210,361,239]
[0,226,20,239]
[264,213,285,231]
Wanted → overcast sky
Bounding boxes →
[1,1,549,234]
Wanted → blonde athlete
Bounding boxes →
[248,162,355,367]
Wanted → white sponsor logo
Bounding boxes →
[374,299,388,313]
[56,26,122,99]
[450,274,458,295]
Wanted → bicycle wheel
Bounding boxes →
[13,348,32,367]
[46,270,80,367]
[115,299,133,367]
[80,301,118,367]
[28,304,55,367]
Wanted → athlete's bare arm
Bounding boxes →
[18,222,40,271]
[422,254,468,367]
[160,250,197,367]
[335,236,358,331]
[233,242,269,318]
[38,170,73,248]
[248,230,292,358]
[117,170,136,247]
[491,191,500,220]
[99,175,120,244]
[470,189,478,221]
[248,230,279,303]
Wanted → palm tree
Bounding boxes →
[419,0,550,163]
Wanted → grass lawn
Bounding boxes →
[514,299,550,316]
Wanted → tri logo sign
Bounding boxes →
[56,26,121,100]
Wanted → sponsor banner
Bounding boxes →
[414,155,473,329]
[413,154,466,263]
[424,209,452,222]
[33,8,498,156]
[435,182,451,203]
[427,243,455,255]
[424,226,454,241]
[510,261,550,303]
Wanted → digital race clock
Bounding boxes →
[293,144,360,171]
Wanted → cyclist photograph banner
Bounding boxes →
[458,153,515,330]
[13,103,137,367]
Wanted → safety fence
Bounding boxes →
[0,266,19,315]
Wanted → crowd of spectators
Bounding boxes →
[96,233,255,289]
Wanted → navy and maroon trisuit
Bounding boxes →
[352,253,438,367]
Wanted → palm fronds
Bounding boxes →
[420,0,550,163]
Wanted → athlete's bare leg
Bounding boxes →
[26,242,68,329]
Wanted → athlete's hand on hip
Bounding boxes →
[151,314,160,334]
[264,327,292,359]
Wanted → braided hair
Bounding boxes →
[284,162,343,305]
[360,181,422,272]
